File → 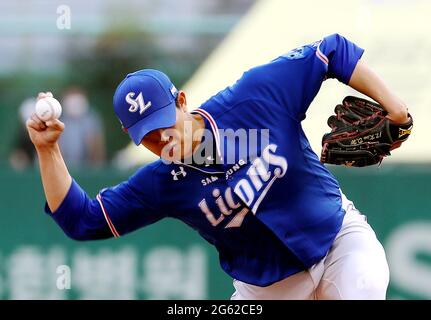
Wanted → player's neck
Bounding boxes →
[190,112,206,154]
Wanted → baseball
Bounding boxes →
[35,96,62,121]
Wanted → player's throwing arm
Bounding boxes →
[26,92,72,212]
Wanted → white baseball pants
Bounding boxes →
[231,192,390,300]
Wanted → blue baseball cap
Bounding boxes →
[113,69,179,145]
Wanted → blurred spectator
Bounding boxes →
[58,87,106,168]
[9,98,37,171]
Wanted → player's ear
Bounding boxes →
[176,91,187,112]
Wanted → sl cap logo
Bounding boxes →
[126,92,151,114]
[171,166,187,181]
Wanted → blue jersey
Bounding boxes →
[46,34,364,286]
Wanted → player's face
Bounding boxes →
[141,126,175,158]
[141,116,184,161]
[141,93,193,161]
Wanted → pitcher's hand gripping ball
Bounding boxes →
[35,96,62,121]
[320,96,413,167]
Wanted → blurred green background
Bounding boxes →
[1,165,430,299]
[0,0,430,300]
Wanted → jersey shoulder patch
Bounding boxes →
[282,40,322,60]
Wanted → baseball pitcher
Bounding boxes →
[27,34,413,299]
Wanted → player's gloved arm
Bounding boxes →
[348,59,409,124]
[320,34,409,124]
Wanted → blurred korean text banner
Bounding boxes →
[0,165,430,299]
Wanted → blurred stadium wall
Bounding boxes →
[0,0,430,300]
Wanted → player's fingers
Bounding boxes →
[26,118,44,132]
[46,92,53,98]
[30,113,47,130]
[31,113,45,125]
[45,118,65,131]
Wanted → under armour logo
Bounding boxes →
[126,92,151,114]
[171,166,187,180]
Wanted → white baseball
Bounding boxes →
[35,97,62,121]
